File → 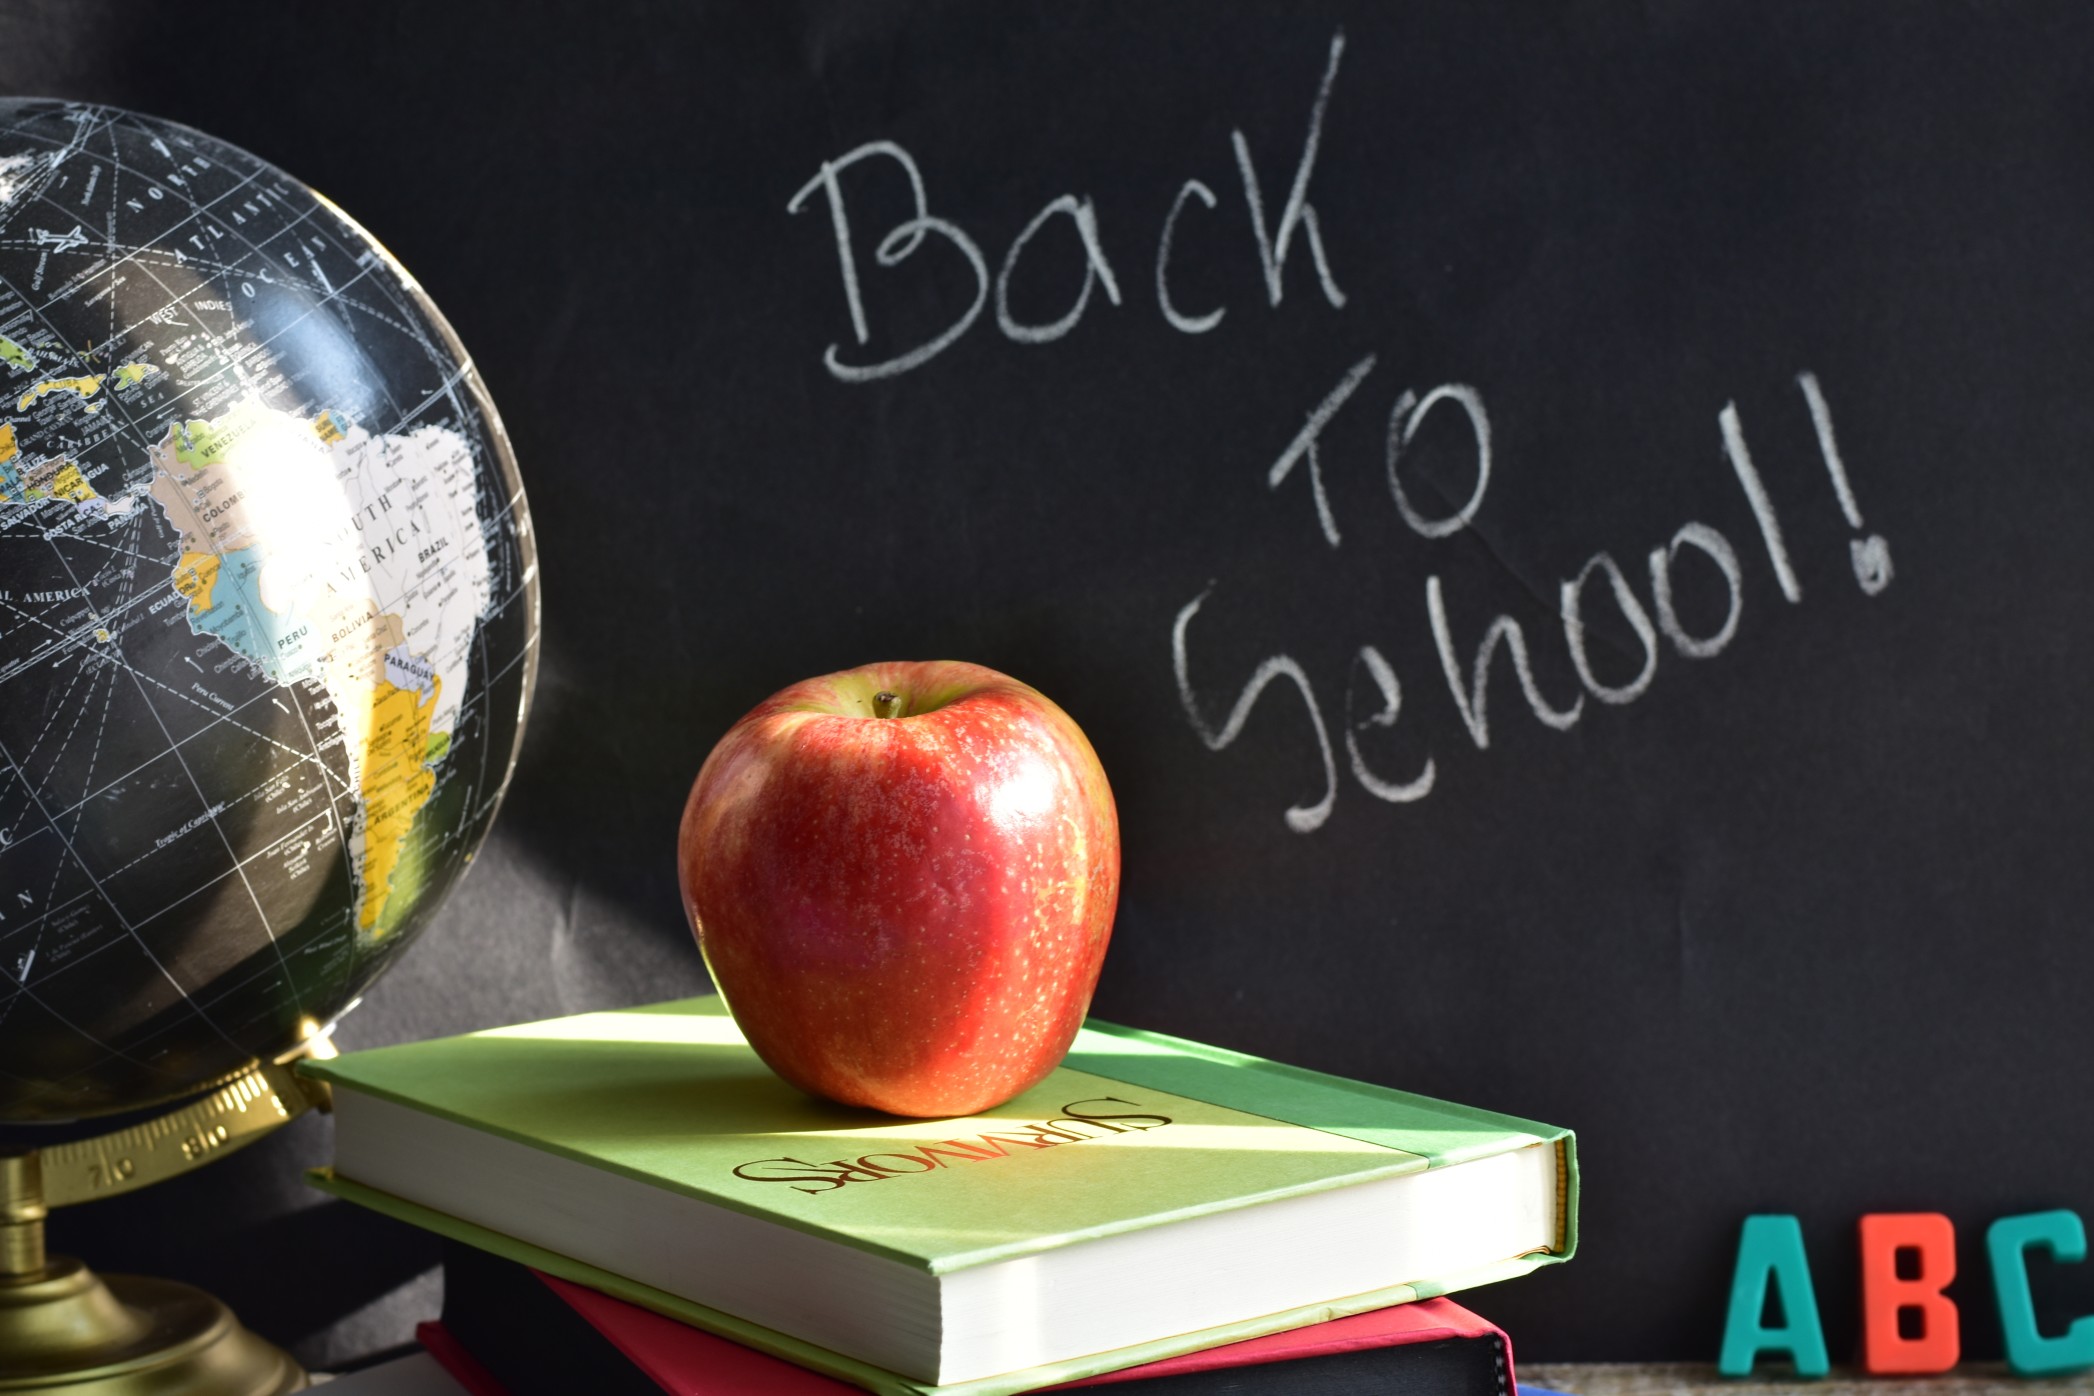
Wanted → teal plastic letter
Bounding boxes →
[1988,1210,2094,1376]
[1718,1215,1829,1378]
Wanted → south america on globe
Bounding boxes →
[0,102,538,1122]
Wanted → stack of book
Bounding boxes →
[303,997,1578,1396]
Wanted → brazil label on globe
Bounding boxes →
[0,102,539,1121]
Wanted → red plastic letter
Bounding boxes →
[1861,1212,1960,1373]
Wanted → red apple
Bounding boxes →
[677,660,1120,1117]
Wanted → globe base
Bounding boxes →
[0,1257,303,1395]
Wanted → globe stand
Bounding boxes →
[0,1051,336,1395]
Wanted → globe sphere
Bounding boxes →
[0,102,538,1122]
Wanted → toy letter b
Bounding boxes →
[1719,1214,1830,1377]
[1859,1212,1959,1373]
[1989,1209,2094,1376]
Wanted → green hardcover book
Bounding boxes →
[303,998,1575,1396]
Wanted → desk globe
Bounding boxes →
[0,102,539,1392]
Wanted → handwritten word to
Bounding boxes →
[789,34,1351,381]
[1173,367,1893,832]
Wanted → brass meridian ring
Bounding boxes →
[36,1055,333,1211]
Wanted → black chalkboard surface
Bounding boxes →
[7,0,2094,1371]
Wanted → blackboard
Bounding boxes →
[8,0,2094,1371]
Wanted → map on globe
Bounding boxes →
[0,102,538,1122]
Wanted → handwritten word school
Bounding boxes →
[788,31,1896,833]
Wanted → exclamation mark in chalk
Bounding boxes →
[1797,371,1893,595]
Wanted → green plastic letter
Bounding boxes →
[1989,1209,2094,1376]
[1718,1215,1829,1378]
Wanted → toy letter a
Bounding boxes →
[1719,1214,1830,1377]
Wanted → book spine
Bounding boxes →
[417,1322,515,1396]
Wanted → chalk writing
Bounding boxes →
[786,26,1899,834]
[789,31,1349,379]
[1176,371,1894,829]
[1799,370,1894,595]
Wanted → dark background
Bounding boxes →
[8,0,2094,1371]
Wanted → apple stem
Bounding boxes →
[873,690,906,719]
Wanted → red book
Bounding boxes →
[422,1242,1522,1396]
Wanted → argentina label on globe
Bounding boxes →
[0,102,538,1121]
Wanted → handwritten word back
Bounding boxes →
[789,34,1352,380]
